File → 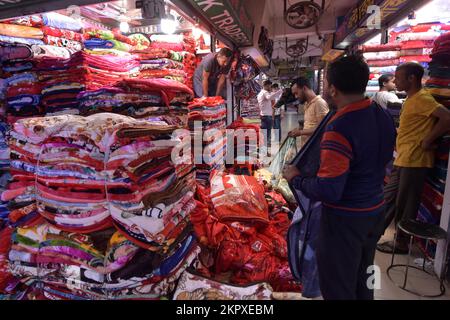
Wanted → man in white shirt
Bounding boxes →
[257,80,282,154]
[372,74,403,110]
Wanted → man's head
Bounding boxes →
[394,62,424,92]
[272,83,279,90]
[263,80,272,91]
[325,55,369,107]
[291,77,312,103]
[378,74,396,91]
[216,47,233,67]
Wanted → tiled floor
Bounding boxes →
[276,111,450,300]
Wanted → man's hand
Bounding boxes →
[422,138,438,151]
[288,128,303,137]
[282,165,300,183]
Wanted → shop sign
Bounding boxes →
[334,0,415,49]
[187,0,254,46]
[321,34,344,62]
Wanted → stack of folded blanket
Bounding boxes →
[1,113,201,299]
[6,222,200,300]
[0,12,83,53]
[129,34,196,85]
[83,28,134,54]
[110,78,194,126]
[415,30,450,258]
[427,32,450,108]
[38,51,140,116]
[226,118,261,171]
[188,97,227,185]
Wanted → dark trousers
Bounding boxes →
[316,208,385,300]
[260,116,272,149]
[381,166,428,236]
[273,115,281,143]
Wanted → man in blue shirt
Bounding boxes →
[283,56,396,300]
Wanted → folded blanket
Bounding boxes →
[41,26,84,42]
[84,49,134,57]
[41,12,83,32]
[0,35,44,46]
[84,39,131,52]
[150,41,185,51]
[133,49,171,60]
[363,51,399,60]
[84,28,115,40]
[400,55,432,63]
[140,58,184,70]
[400,48,433,56]
[427,88,450,98]
[401,40,435,50]
[0,23,43,39]
[31,45,73,60]
[1,15,44,27]
[128,33,150,50]
[7,94,41,106]
[396,31,442,42]
[370,66,398,74]
[2,61,34,73]
[140,69,186,78]
[43,35,82,51]
[84,28,135,46]
[362,43,401,52]
[0,43,34,61]
[426,78,450,88]
[367,59,400,67]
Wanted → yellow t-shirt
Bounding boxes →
[394,89,443,168]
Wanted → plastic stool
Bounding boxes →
[387,219,448,297]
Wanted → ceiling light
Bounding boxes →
[120,21,130,33]
[161,13,178,34]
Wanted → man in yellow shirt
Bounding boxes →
[377,62,450,254]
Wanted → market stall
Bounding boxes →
[0,0,303,301]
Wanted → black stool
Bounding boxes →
[387,219,448,297]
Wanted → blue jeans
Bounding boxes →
[273,115,281,143]
[260,116,272,149]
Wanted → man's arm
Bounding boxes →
[261,89,281,101]
[422,106,450,150]
[215,74,226,97]
[288,112,327,137]
[290,130,353,203]
[202,70,210,97]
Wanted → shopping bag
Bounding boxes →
[286,111,335,299]
[287,189,322,298]
[268,136,298,186]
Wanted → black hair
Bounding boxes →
[378,73,394,89]
[396,62,424,84]
[217,47,233,58]
[292,77,311,89]
[263,80,272,86]
[271,83,279,89]
[327,55,370,94]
